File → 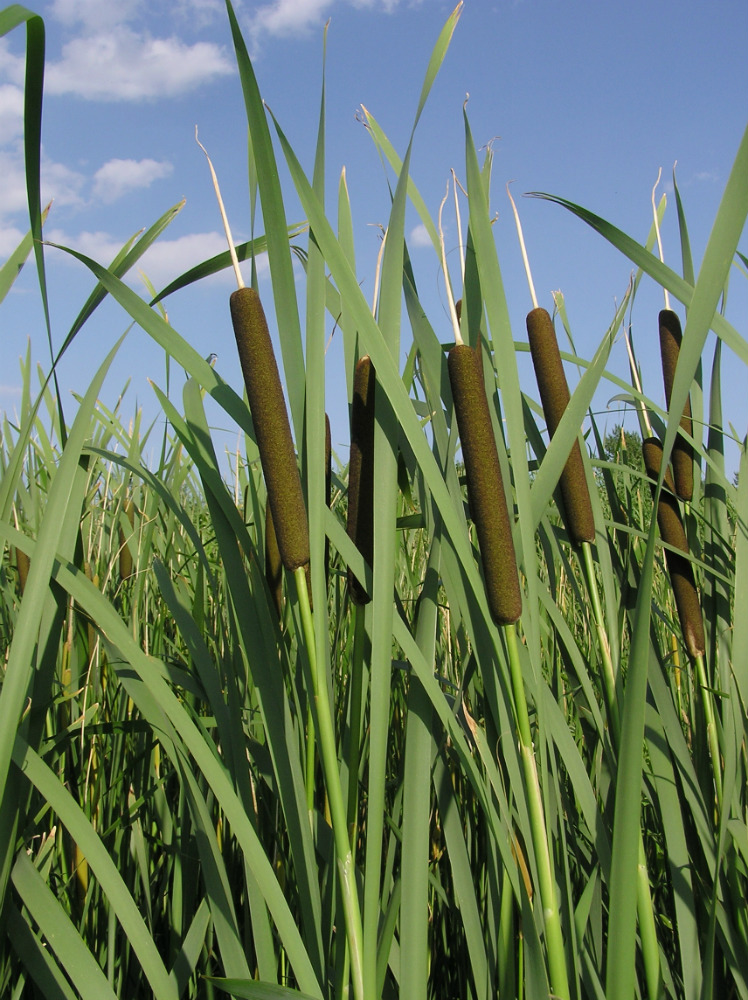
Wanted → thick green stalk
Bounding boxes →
[580,541,663,1000]
[346,607,366,849]
[693,652,723,815]
[580,541,619,740]
[294,567,364,1000]
[504,624,570,1000]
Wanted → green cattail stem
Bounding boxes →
[347,356,375,605]
[230,287,309,571]
[119,499,135,582]
[505,625,570,1000]
[448,344,522,625]
[526,307,595,544]
[658,310,694,501]
[294,567,364,1000]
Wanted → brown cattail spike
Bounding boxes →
[230,287,310,571]
[448,344,522,626]
[265,503,283,619]
[526,308,595,544]
[347,356,375,605]
[15,546,30,595]
[642,437,705,659]
[658,309,694,501]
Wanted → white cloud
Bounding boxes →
[45,29,233,100]
[0,38,27,87]
[409,223,432,248]
[0,84,24,142]
[0,150,28,220]
[92,158,174,204]
[49,0,143,30]
[250,0,332,37]
[248,0,419,41]
[139,231,269,288]
[45,228,126,266]
[0,226,26,259]
[42,228,267,291]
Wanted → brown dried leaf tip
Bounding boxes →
[526,307,595,544]
[642,436,705,659]
[230,287,310,572]
[659,309,695,501]
[448,343,522,626]
[347,356,375,606]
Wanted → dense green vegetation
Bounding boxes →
[1,3,746,999]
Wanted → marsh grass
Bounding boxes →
[1,2,747,998]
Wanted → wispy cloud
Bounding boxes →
[45,30,233,101]
[248,0,419,43]
[409,223,432,249]
[43,228,268,290]
[0,84,24,142]
[92,159,174,204]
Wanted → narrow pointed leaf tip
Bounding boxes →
[526,307,595,544]
[230,287,309,570]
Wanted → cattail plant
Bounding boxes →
[447,343,522,625]
[642,436,704,658]
[14,546,30,596]
[347,355,376,605]
[264,502,283,618]
[658,309,695,501]
[230,287,310,572]
[526,307,595,544]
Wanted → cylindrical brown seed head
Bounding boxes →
[347,356,375,606]
[119,499,135,582]
[265,502,283,619]
[526,307,595,544]
[658,309,694,501]
[230,287,309,571]
[15,546,30,595]
[448,344,522,626]
[642,437,705,658]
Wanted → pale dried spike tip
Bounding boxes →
[438,178,462,346]
[451,168,466,288]
[506,182,538,310]
[195,126,244,289]
[623,320,653,437]
[651,167,669,311]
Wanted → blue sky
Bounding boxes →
[2,0,746,474]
